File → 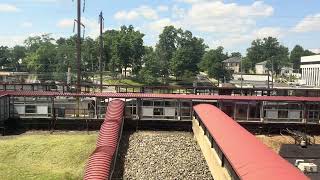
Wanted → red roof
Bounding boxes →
[193,104,308,180]
[2,90,320,102]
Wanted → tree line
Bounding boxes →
[0,25,316,84]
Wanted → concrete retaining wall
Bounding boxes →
[192,118,231,180]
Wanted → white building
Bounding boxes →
[301,55,320,87]
[255,61,268,74]
[223,57,242,73]
[280,66,294,77]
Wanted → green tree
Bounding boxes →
[24,34,57,80]
[200,46,231,83]
[0,46,10,68]
[155,26,178,83]
[54,37,76,81]
[170,30,206,79]
[10,46,27,71]
[139,47,159,84]
[246,37,289,75]
[230,52,242,58]
[290,45,315,70]
[103,25,144,78]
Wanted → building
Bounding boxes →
[122,67,132,77]
[301,55,320,87]
[280,66,294,77]
[223,57,241,73]
[255,61,268,74]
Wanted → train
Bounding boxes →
[5,93,319,125]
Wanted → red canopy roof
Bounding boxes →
[194,104,308,180]
[2,90,320,102]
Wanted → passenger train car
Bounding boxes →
[8,95,320,125]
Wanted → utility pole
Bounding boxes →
[240,59,243,94]
[99,11,104,92]
[76,0,81,93]
[271,57,274,88]
[72,0,85,117]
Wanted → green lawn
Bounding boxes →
[0,131,98,180]
[104,78,144,86]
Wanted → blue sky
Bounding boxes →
[0,0,319,54]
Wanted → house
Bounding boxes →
[255,61,268,74]
[122,67,132,77]
[301,55,320,87]
[223,57,242,73]
[280,66,294,77]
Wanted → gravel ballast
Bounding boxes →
[113,131,213,180]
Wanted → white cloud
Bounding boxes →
[114,6,159,20]
[172,5,186,19]
[309,48,320,54]
[0,35,26,47]
[215,27,284,49]
[21,22,33,28]
[57,19,74,28]
[147,18,178,33]
[0,4,19,12]
[57,18,100,38]
[157,5,169,12]
[253,27,283,39]
[0,32,60,47]
[181,1,273,33]
[292,14,320,32]
[176,0,222,3]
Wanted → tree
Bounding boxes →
[241,57,252,73]
[139,47,159,84]
[10,46,26,71]
[54,37,76,81]
[200,46,231,83]
[82,37,98,73]
[155,26,178,83]
[230,52,242,58]
[103,25,144,78]
[24,34,57,80]
[170,30,206,79]
[246,37,289,75]
[0,46,10,68]
[290,45,315,70]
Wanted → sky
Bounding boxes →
[0,0,320,54]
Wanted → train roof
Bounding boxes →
[2,91,320,102]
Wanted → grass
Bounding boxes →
[104,78,144,86]
[0,131,98,180]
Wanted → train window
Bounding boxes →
[25,105,36,114]
[153,108,163,116]
[154,101,164,107]
[278,110,288,118]
[249,104,260,118]
[165,101,176,107]
[288,104,301,109]
[181,108,191,116]
[181,101,191,107]
[142,101,152,106]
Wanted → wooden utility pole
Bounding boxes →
[76,0,81,93]
[99,11,104,92]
